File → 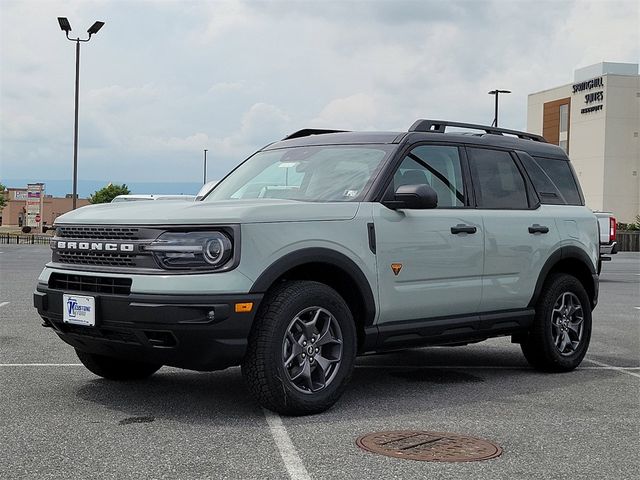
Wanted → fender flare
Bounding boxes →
[528,246,597,308]
[249,247,377,326]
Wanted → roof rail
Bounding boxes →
[409,119,547,143]
[282,129,349,140]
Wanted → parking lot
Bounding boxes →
[0,244,638,479]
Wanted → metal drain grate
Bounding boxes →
[356,430,502,462]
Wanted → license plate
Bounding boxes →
[63,294,96,327]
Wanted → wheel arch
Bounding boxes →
[528,246,598,309]
[249,248,377,348]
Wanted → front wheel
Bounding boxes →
[242,281,357,416]
[521,273,592,372]
[76,349,162,380]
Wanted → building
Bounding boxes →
[0,186,90,228]
[527,62,639,223]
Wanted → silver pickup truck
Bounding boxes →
[595,211,618,267]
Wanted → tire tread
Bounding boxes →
[242,280,355,416]
[521,273,592,372]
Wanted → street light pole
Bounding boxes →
[57,17,105,210]
[488,89,511,127]
[203,149,208,185]
[72,39,80,210]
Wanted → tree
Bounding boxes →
[89,183,131,204]
[0,183,7,210]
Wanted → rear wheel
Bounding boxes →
[242,281,357,416]
[521,273,592,372]
[75,349,162,380]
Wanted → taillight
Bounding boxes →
[609,217,616,242]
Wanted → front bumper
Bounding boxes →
[34,286,263,371]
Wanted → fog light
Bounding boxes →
[207,310,216,321]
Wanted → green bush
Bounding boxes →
[0,183,7,210]
[618,215,640,232]
[89,183,131,204]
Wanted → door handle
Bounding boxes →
[528,224,549,234]
[451,224,477,234]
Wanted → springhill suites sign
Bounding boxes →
[572,76,604,114]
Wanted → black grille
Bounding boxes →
[56,251,136,267]
[56,226,140,240]
[49,272,132,295]
[62,324,140,344]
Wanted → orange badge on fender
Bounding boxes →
[391,263,403,276]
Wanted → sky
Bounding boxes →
[1,0,638,194]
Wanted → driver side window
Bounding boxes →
[392,145,466,208]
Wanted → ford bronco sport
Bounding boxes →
[34,120,599,415]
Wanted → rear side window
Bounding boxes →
[532,157,582,205]
[519,154,565,205]
[467,148,529,209]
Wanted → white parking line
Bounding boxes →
[0,363,638,371]
[263,408,311,480]
[356,365,519,370]
[0,363,82,367]
[354,365,640,371]
[584,358,640,379]
[0,302,9,308]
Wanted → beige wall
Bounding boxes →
[602,75,640,223]
[0,188,90,227]
[528,73,640,223]
[568,80,607,212]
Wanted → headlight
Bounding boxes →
[144,231,233,270]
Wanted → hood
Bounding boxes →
[54,199,360,225]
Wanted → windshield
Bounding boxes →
[204,145,392,202]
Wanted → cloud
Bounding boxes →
[207,81,247,94]
[311,93,379,130]
[211,102,292,156]
[86,84,163,111]
[131,132,210,151]
[1,0,638,184]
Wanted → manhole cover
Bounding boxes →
[356,430,502,462]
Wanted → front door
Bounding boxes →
[374,144,484,325]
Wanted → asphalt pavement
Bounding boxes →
[0,245,638,479]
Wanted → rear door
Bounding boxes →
[466,147,560,312]
[373,144,484,324]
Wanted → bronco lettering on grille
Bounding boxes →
[53,241,135,252]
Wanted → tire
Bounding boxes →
[75,349,162,380]
[521,273,592,372]
[242,281,357,416]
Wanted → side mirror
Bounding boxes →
[383,184,438,210]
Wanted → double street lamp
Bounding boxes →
[488,89,511,127]
[57,17,105,209]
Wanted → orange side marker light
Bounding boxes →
[235,302,254,313]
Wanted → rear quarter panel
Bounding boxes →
[552,206,599,269]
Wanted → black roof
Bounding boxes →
[266,131,402,149]
[266,120,569,160]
